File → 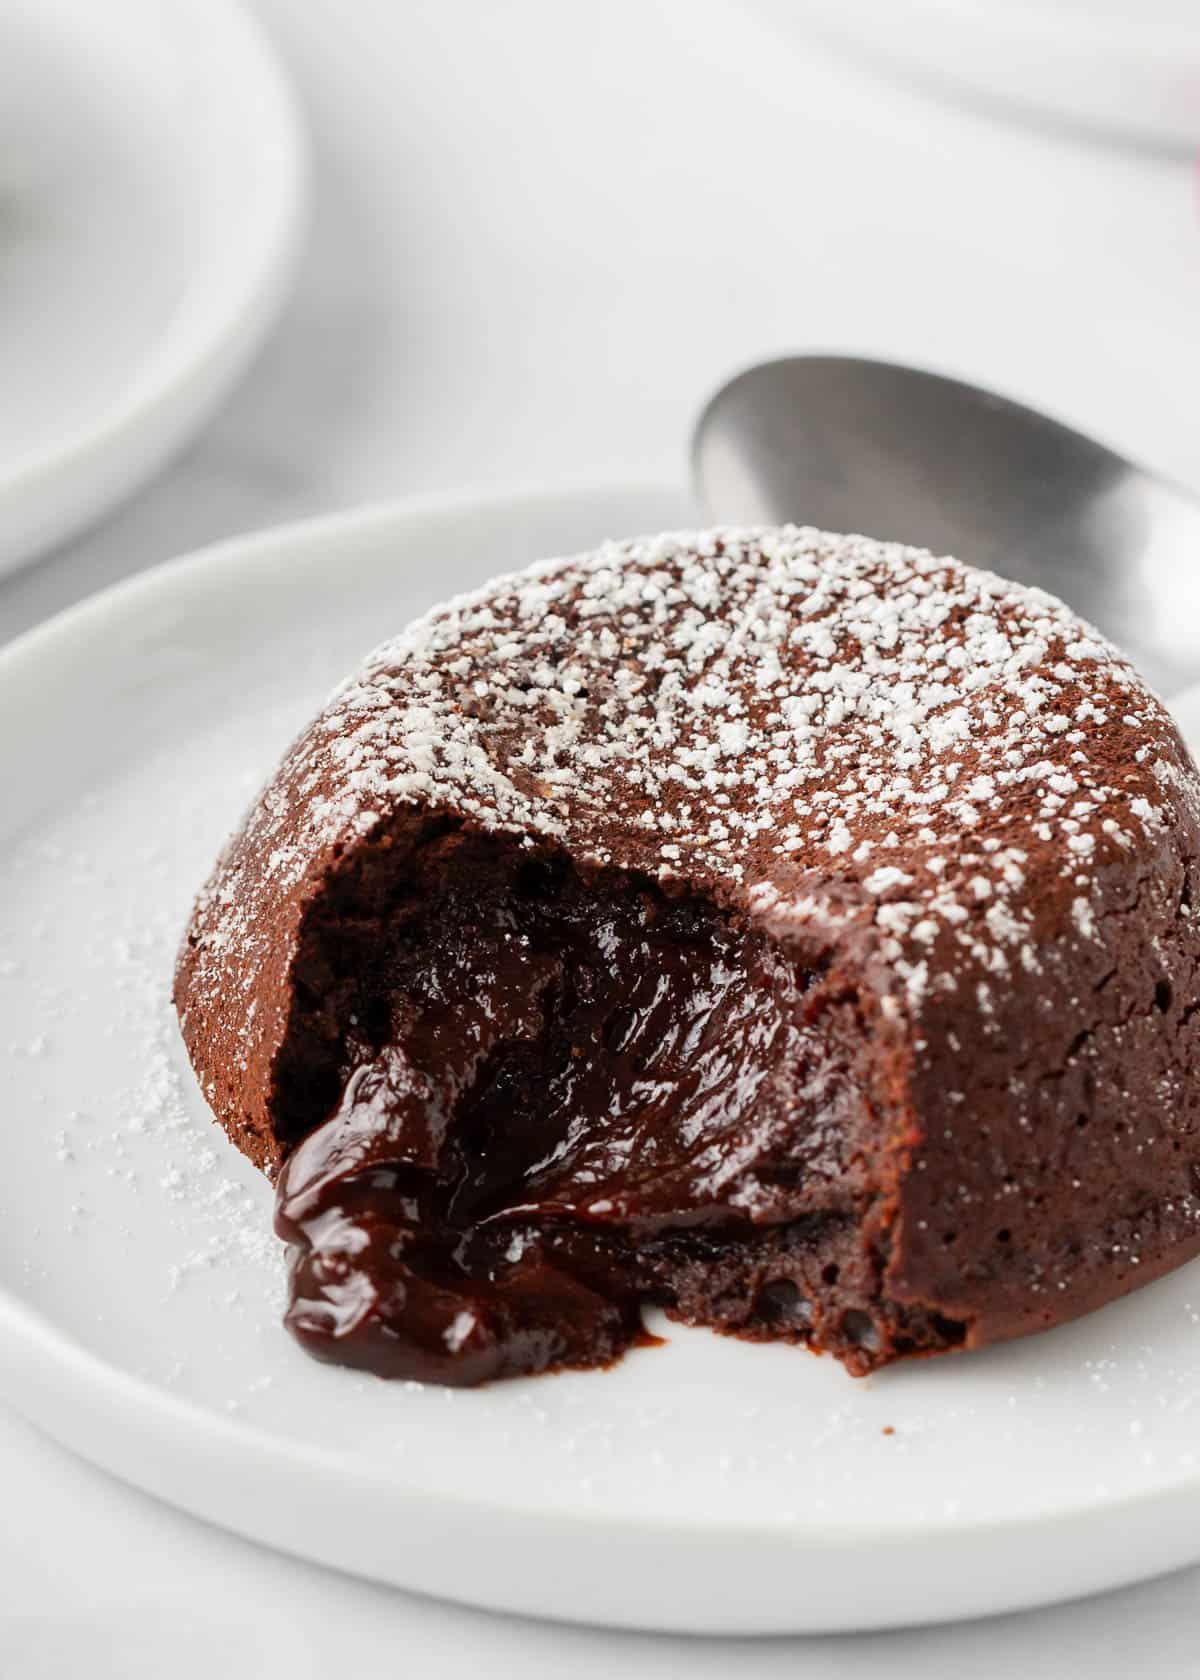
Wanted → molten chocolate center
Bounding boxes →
[274,844,841,1382]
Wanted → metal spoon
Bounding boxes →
[692,355,1200,697]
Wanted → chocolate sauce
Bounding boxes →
[274,860,822,1384]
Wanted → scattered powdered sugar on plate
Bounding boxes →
[0,733,291,1406]
[106,924,282,1296]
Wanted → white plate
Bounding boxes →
[9,486,1200,1635]
[789,0,1200,153]
[0,0,305,574]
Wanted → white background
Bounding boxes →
[3,1,1200,1671]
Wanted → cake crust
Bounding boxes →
[175,527,1200,1380]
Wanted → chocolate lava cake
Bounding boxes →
[175,526,1200,1385]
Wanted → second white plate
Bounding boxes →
[7,485,1200,1634]
[0,0,305,572]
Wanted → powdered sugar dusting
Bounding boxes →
[189,526,1198,1033]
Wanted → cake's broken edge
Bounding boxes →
[221,808,974,1384]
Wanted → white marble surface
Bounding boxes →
[4,1,1200,1670]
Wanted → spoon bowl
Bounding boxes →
[693,355,1200,696]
